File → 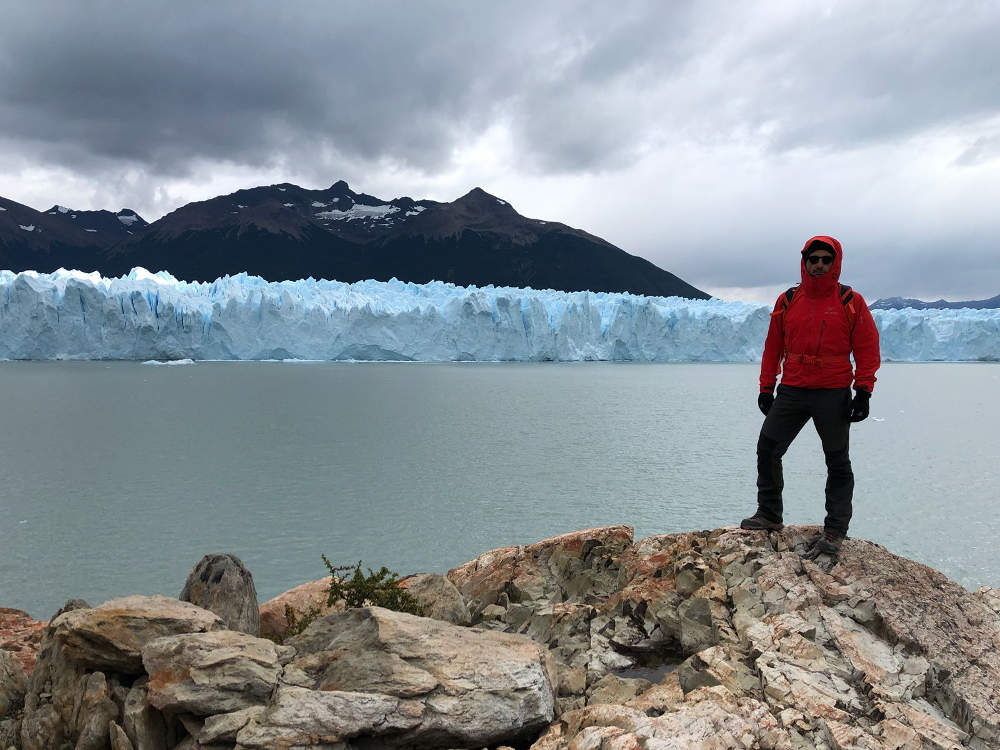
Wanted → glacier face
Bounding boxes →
[1,268,998,362]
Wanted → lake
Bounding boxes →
[1,361,996,619]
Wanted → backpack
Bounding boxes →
[771,283,857,331]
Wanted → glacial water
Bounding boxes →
[1,361,996,619]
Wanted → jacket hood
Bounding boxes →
[800,235,842,297]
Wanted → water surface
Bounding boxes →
[1,361,996,618]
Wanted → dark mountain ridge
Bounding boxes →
[871,294,1000,310]
[1,181,708,298]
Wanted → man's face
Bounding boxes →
[805,249,835,277]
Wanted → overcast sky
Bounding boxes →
[2,1,998,302]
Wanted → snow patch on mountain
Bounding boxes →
[314,204,399,221]
[118,214,139,226]
[18,225,35,232]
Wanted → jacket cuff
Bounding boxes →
[760,384,776,394]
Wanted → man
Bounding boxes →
[741,236,880,557]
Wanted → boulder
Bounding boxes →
[0,650,26,718]
[142,630,288,716]
[179,554,260,636]
[48,595,225,673]
[19,596,224,750]
[398,573,471,625]
[239,606,557,748]
[258,577,342,643]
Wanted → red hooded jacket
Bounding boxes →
[760,236,880,393]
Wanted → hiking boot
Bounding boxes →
[740,513,783,531]
[802,531,844,559]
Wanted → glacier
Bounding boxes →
[0,268,998,362]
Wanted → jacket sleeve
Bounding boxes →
[759,296,786,393]
[850,292,880,392]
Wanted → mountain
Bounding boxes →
[0,196,148,272]
[1,182,708,298]
[871,294,1000,310]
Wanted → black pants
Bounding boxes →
[756,384,854,537]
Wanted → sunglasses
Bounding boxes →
[806,254,834,265]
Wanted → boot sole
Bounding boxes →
[740,520,784,531]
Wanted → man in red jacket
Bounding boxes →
[741,236,880,557]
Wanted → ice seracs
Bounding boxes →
[0,268,997,362]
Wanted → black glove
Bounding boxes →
[758,392,774,416]
[850,388,871,422]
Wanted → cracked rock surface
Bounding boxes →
[3,525,998,750]
[446,525,1000,750]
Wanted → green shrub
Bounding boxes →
[280,603,323,643]
[322,555,425,616]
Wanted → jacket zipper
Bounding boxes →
[816,319,826,356]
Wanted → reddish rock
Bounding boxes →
[0,607,47,675]
[258,577,344,642]
[447,525,634,617]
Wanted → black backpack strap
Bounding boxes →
[839,283,854,305]
[783,286,798,306]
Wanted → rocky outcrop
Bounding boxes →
[179,554,260,636]
[5,526,999,749]
[448,525,1000,750]
[0,609,46,676]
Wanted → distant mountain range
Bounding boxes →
[0,181,708,299]
[871,295,1000,310]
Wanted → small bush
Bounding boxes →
[322,555,425,616]
[281,603,323,643]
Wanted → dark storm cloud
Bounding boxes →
[4,1,996,181]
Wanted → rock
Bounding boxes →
[531,685,789,750]
[197,706,264,744]
[110,721,135,750]
[398,573,472,625]
[234,685,423,749]
[142,630,285,715]
[258,577,343,643]
[254,605,557,748]
[586,673,651,706]
[179,554,260,636]
[974,586,1000,616]
[48,595,225,673]
[447,526,634,618]
[73,671,119,750]
[0,650,26,718]
[0,608,46,676]
[123,678,168,750]
[19,596,224,750]
[50,599,90,621]
[481,604,506,621]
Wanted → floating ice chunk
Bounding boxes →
[143,358,195,366]
[311,201,327,208]
[283,203,294,207]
